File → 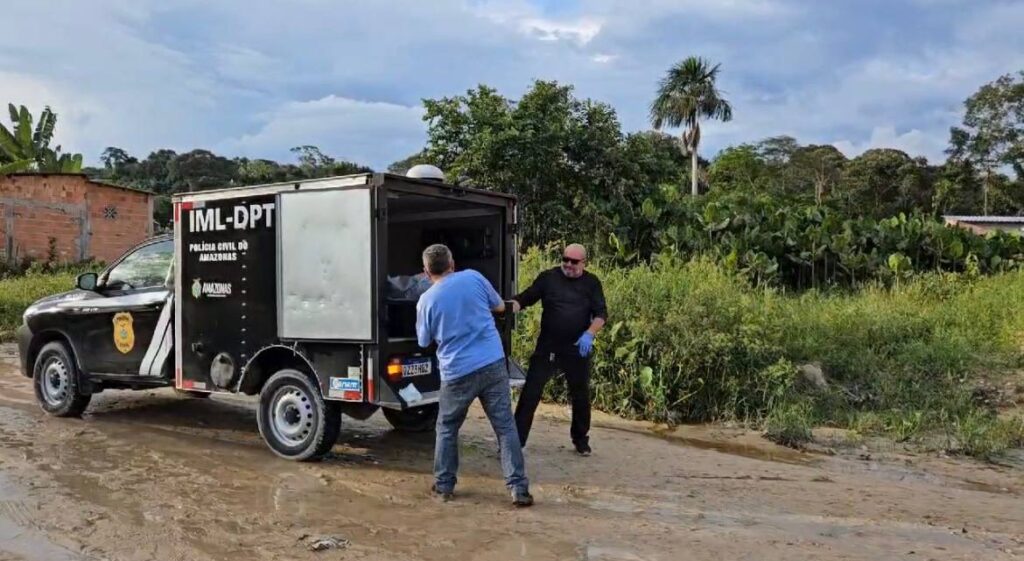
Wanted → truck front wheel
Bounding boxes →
[257,369,340,461]
[383,404,439,433]
[33,341,91,417]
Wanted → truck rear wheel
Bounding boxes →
[33,341,91,417]
[257,369,340,461]
[383,404,439,433]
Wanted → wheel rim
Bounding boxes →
[269,384,315,447]
[40,357,70,407]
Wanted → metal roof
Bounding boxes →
[943,215,1024,223]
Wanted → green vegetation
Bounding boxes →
[0,271,81,340]
[0,104,83,173]
[513,249,1024,458]
[3,59,1022,457]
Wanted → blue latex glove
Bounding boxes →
[576,331,594,357]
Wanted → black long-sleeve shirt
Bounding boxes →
[514,267,607,351]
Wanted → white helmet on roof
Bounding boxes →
[406,164,445,182]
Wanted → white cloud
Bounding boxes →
[214,45,282,85]
[1,0,1022,171]
[220,95,426,168]
[832,126,945,160]
[474,1,603,45]
[0,72,99,153]
[518,17,603,45]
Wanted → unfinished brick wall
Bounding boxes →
[86,183,154,263]
[0,174,152,264]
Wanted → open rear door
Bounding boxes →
[276,187,375,342]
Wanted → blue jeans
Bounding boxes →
[434,358,529,494]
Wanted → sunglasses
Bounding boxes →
[561,256,584,265]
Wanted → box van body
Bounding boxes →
[18,173,523,460]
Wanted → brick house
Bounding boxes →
[0,173,154,264]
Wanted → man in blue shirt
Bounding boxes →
[416,244,532,507]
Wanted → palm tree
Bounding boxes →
[650,57,733,196]
[0,104,82,174]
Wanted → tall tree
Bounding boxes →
[835,149,933,219]
[290,145,335,174]
[166,149,239,192]
[788,144,847,205]
[387,151,428,175]
[649,57,733,196]
[0,104,82,173]
[100,146,134,171]
[947,71,1024,214]
[421,80,629,247]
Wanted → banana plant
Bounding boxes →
[0,104,82,174]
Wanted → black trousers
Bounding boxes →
[514,347,591,447]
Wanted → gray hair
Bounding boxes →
[422,244,453,275]
[565,243,587,259]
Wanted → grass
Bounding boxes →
[514,248,1024,459]
[765,401,814,448]
[0,271,82,340]
[5,253,1023,459]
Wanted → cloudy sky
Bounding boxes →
[2,0,1022,169]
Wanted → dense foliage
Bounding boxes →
[406,76,1024,289]
[85,145,371,227]
[513,249,1024,457]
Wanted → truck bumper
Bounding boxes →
[15,324,32,378]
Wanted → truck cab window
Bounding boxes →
[104,240,173,291]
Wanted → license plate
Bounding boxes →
[401,357,432,377]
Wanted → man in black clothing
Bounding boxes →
[511,243,607,456]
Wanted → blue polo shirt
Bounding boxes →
[416,270,505,381]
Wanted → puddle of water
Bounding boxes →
[992,448,1024,470]
[581,489,1014,558]
[0,474,25,503]
[582,544,650,561]
[596,422,816,466]
[960,479,1014,494]
[0,474,85,561]
[829,459,1019,496]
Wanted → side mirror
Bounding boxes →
[76,272,99,292]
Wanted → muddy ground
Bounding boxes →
[0,345,1020,561]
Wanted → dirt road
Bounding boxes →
[0,345,1020,560]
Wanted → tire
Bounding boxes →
[383,403,439,433]
[174,389,211,399]
[256,369,341,461]
[32,341,92,417]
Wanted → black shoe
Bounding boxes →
[431,484,454,502]
[511,488,534,507]
[574,441,592,456]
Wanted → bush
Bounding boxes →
[514,249,1024,457]
[515,248,797,424]
[0,272,82,340]
[765,401,814,448]
[609,192,1024,291]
